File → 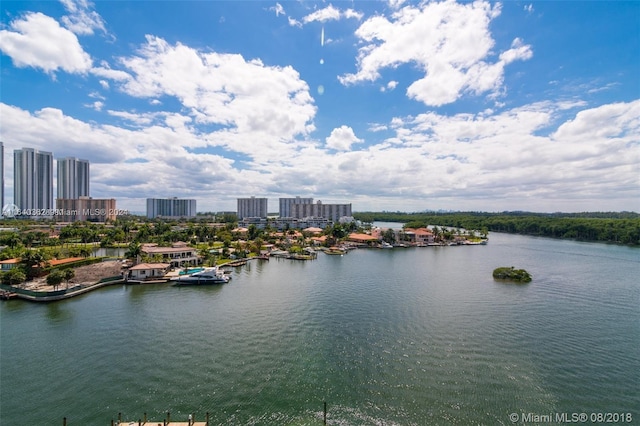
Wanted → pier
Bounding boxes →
[111,412,209,425]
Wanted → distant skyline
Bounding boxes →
[1,1,638,213]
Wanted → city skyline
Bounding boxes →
[0,1,638,214]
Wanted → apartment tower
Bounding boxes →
[57,157,90,199]
[147,198,197,219]
[237,196,268,220]
[1,142,4,209]
[279,196,313,218]
[14,148,54,211]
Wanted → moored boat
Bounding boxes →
[172,267,230,286]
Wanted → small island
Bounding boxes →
[493,267,532,283]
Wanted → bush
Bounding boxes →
[493,267,532,283]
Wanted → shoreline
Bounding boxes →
[1,241,488,303]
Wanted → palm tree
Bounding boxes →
[63,269,75,289]
[124,242,142,265]
[21,249,48,280]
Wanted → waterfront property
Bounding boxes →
[127,263,171,282]
[347,233,379,246]
[403,228,436,245]
[140,242,200,267]
[0,258,20,271]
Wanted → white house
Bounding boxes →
[127,263,171,281]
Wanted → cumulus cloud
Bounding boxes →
[60,0,106,35]
[92,35,317,163]
[325,125,364,151]
[86,101,104,111]
[2,97,638,211]
[302,4,363,23]
[0,12,92,73]
[339,1,532,106]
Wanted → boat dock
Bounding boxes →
[110,412,209,425]
[116,422,207,425]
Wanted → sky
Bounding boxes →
[0,0,638,214]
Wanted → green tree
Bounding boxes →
[46,270,65,291]
[63,269,75,289]
[21,249,48,280]
[79,246,93,258]
[382,229,396,244]
[2,268,26,287]
[125,242,142,265]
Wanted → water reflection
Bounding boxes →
[45,302,73,323]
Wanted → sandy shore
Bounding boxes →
[21,260,124,292]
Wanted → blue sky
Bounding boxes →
[1,0,638,214]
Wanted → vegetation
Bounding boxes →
[353,211,640,245]
[493,267,532,283]
[0,209,634,289]
[46,270,65,291]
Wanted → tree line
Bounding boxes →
[353,211,640,245]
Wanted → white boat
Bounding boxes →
[173,267,230,286]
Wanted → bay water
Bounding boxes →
[1,233,638,425]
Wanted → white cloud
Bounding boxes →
[325,125,363,151]
[0,12,92,73]
[339,1,532,107]
[343,9,365,20]
[91,65,132,81]
[60,0,106,35]
[288,17,302,28]
[524,4,534,14]
[368,124,388,132]
[86,101,104,111]
[99,80,110,89]
[303,5,341,23]
[2,98,638,212]
[270,3,286,17]
[302,4,363,24]
[95,35,316,162]
[388,0,406,9]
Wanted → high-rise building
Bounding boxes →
[57,157,90,199]
[291,200,352,222]
[1,142,4,209]
[237,196,268,220]
[14,148,53,211]
[279,196,313,218]
[146,198,197,219]
[56,197,117,222]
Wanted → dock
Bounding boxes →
[116,422,207,426]
[110,412,209,425]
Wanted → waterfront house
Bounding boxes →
[347,233,379,246]
[302,227,324,236]
[127,263,171,281]
[403,228,435,245]
[0,258,20,271]
[140,242,200,267]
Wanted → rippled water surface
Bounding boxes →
[1,233,638,425]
